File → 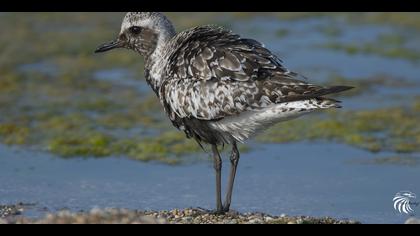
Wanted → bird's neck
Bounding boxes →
[144,27,176,95]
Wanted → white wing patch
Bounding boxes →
[210,99,336,143]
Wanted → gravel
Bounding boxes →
[1,208,360,224]
[0,203,26,218]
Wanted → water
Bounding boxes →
[1,15,420,223]
[19,61,59,77]
[1,143,419,223]
[93,69,150,94]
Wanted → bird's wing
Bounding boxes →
[161,26,349,121]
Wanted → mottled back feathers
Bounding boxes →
[159,26,351,122]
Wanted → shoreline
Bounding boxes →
[1,204,360,224]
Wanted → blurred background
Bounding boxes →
[0,12,419,223]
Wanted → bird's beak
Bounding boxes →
[94,39,124,53]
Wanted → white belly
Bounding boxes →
[210,99,329,143]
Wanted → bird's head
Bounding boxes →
[95,12,175,57]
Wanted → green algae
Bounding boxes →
[257,106,420,154]
[0,66,190,164]
[1,12,420,166]
[321,41,420,63]
[47,132,113,157]
[372,156,420,166]
[414,99,420,112]
[0,72,23,93]
[338,12,420,31]
[377,34,407,46]
[352,155,420,167]
[0,124,30,145]
[325,74,414,95]
[275,29,290,38]
[46,130,202,165]
[317,26,342,37]
[119,131,203,165]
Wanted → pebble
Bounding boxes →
[248,218,263,224]
[296,218,304,224]
[264,216,274,221]
[0,204,23,218]
[183,216,193,222]
[230,219,238,224]
[1,207,360,224]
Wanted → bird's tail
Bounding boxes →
[316,85,354,109]
[316,85,355,97]
[306,85,355,99]
[314,97,343,109]
[282,85,354,103]
[305,86,354,109]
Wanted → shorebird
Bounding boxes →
[95,12,353,214]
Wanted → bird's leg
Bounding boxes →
[223,142,240,212]
[211,145,223,214]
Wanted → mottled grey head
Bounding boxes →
[95,12,176,57]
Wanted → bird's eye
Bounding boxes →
[129,26,142,35]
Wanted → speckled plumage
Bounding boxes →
[95,12,353,213]
[153,25,351,145]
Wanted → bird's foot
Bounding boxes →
[222,205,231,213]
[213,209,227,215]
[191,207,227,215]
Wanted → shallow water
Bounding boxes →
[93,69,150,94]
[1,143,419,223]
[1,13,420,223]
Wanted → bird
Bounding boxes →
[95,12,353,214]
